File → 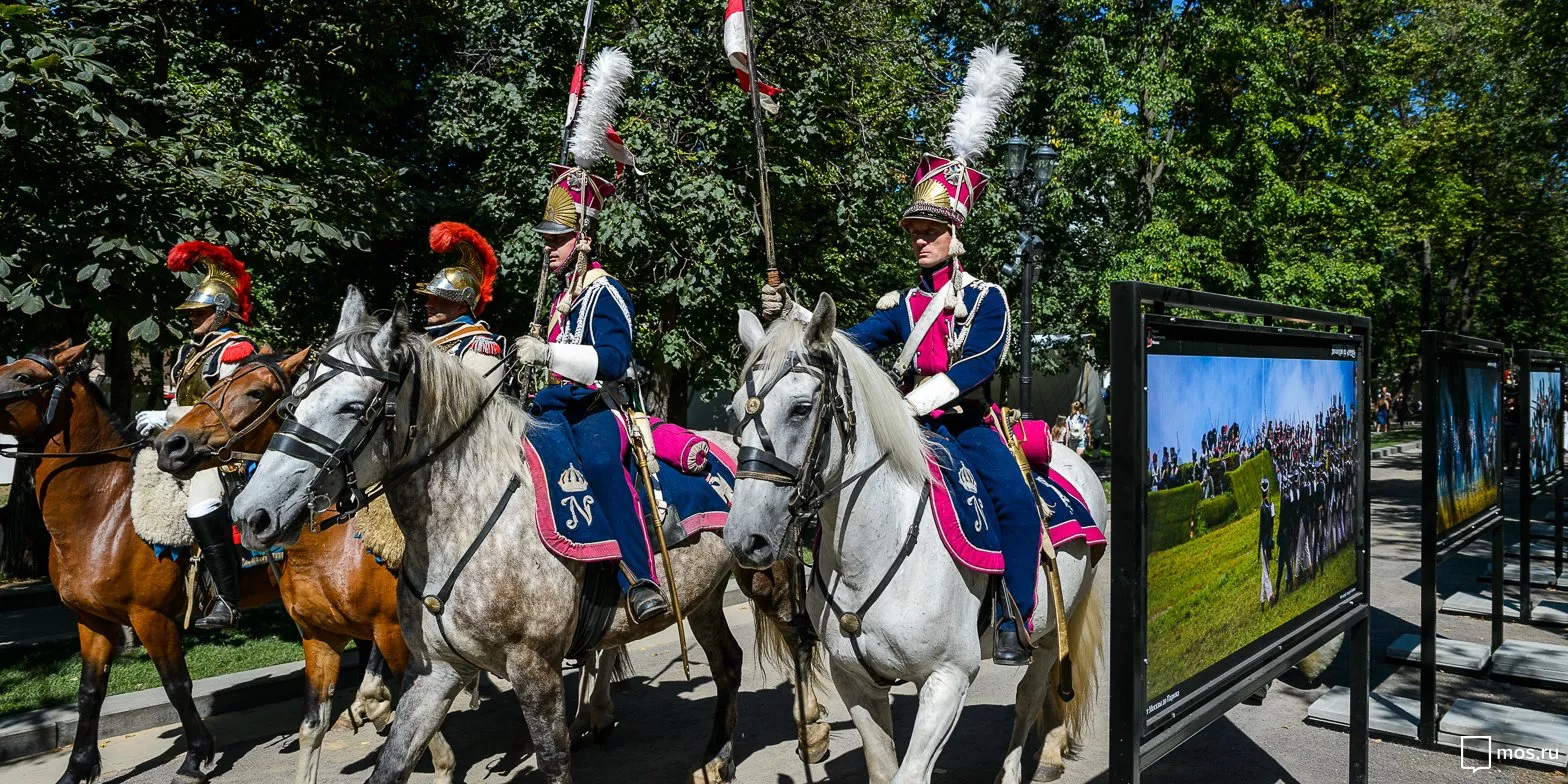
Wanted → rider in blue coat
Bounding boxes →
[515,165,668,623]
[762,149,1042,666]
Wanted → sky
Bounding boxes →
[1146,354,1358,455]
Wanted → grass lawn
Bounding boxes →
[1146,505,1357,701]
[0,605,319,716]
[1370,424,1421,450]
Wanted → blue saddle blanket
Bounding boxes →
[523,412,735,563]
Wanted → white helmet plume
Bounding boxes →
[945,45,1024,162]
[570,47,634,168]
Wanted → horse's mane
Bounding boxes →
[331,312,531,476]
[742,317,930,484]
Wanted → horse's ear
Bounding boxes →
[389,303,411,338]
[805,293,836,351]
[47,339,71,354]
[54,341,91,368]
[370,307,398,364]
[280,349,311,379]
[336,286,368,335]
[738,309,765,355]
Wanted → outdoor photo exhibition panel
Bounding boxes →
[1517,350,1565,623]
[1110,282,1371,784]
[1419,331,1505,744]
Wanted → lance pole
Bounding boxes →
[529,0,598,341]
[739,0,778,285]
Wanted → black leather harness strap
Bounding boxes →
[402,474,522,673]
[0,354,143,459]
[813,487,929,688]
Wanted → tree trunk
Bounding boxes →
[0,460,49,579]
[144,347,165,409]
[107,318,134,421]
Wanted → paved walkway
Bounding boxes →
[2,449,1564,783]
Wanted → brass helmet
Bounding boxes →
[167,242,252,323]
[416,222,499,314]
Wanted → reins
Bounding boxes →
[195,359,292,463]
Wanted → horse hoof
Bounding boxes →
[798,721,830,763]
[170,772,209,784]
[592,723,615,745]
[689,757,735,784]
[1032,763,1065,782]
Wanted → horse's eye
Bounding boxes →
[246,388,265,401]
[12,373,27,382]
[790,401,813,418]
[342,402,365,416]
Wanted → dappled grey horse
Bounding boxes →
[232,288,748,783]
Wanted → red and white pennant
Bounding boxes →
[722,0,781,115]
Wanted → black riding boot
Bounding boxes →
[994,618,1032,666]
[189,508,241,630]
[627,582,669,623]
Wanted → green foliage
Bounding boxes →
[1147,480,1201,551]
[2,0,1565,407]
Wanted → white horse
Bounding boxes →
[232,289,753,784]
[726,296,1106,784]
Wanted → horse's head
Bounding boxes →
[0,341,92,439]
[233,287,416,549]
[725,294,852,568]
[155,349,310,479]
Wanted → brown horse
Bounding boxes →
[0,341,278,784]
[155,350,454,784]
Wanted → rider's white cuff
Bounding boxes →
[549,343,600,385]
[164,405,189,424]
[904,373,960,417]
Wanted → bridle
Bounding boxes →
[194,358,292,463]
[266,342,423,526]
[0,353,143,459]
[265,335,511,531]
[733,343,887,556]
[0,353,81,430]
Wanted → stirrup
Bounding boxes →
[627,585,669,624]
[993,621,1032,666]
[194,598,240,631]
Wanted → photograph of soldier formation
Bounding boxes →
[1143,351,1360,703]
[1433,360,1500,536]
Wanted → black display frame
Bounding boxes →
[1109,282,1371,784]
[1418,331,1506,745]
[1516,349,1567,624]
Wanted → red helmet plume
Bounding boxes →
[425,222,499,314]
[167,241,253,323]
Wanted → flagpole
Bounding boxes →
[530,0,598,343]
[739,0,778,283]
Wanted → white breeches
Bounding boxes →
[188,468,224,518]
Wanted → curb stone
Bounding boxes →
[1372,440,1420,460]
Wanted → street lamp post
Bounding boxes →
[1003,135,1058,418]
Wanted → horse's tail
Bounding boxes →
[751,602,827,682]
[609,644,636,683]
[1047,575,1103,744]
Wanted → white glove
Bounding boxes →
[514,335,552,368]
[134,410,168,436]
[761,283,790,321]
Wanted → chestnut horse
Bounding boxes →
[0,342,278,784]
[155,350,454,784]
